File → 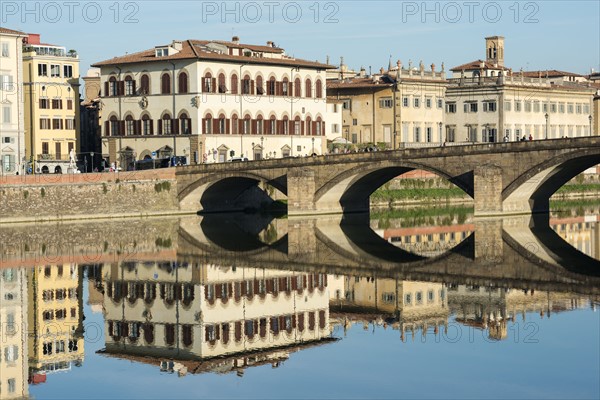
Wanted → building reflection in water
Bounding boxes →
[0,268,28,399]
[98,261,333,376]
[27,264,85,385]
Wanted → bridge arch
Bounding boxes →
[179,171,287,214]
[503,149,600,213]
[313,159,472,214]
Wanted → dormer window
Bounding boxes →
[155,48,168,57]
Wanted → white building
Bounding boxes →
[92,37,333,167]
[0,27,26,175]
[446,36,595,142]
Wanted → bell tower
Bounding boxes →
[485,36,504,67]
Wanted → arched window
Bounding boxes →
[306,116,312,135]
[316,116,323,136]
[294,78,301,98]
[256,76,264,95]
[282,116,289,135]
[230,73,238,95]
[315,79,323,98]
[125,115,135,135]
[203,72,214,93]
[203,113,212,134]
[256,115,264,135]
[218,73,226,93]
[242,75,252,95]
[142,114,153,135]
[160,113,172,135]
[269,115,276,135]
[218,114,226,134]
[267,77,276,96]
[178,72,188,94]
[294,116,301,135]
[124,75,135,96]
[161,73,171,94]
[109,115,120,136]
[232,114,239,135]
[282,77,289,96]
[305,79,312,98]
[108,76,118,96]
[243,114,251,135]
[180,113,191,134]
[140,74,150,95]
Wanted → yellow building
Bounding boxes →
[28,264,84,379]
[23,33,80,174]
[0,268,29,399]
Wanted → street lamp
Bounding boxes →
[260,136,264,159]
[439,122,443,145]
[312,137,315,155]
[544,113,549,140]
[90,152,94,172]
[589,115,593,136]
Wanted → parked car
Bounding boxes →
[228,157,249,162]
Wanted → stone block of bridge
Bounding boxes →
[287,168,317,215]
[474,219,503,263]
[287,217,317,263]
[474,164,503,217]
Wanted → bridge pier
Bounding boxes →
[288,169,318,215]
[474,219,503,263]
[474,165,503,217]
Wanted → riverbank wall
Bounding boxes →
[0,170,183,224]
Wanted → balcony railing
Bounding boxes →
[37,153,71,161]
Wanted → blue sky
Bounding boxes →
[3,0,599,76]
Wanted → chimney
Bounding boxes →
[266,41,274,47]
[232,36,240,45]
[172,40,183,51]
[26,33,41,45]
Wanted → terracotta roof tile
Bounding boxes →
[0,27,26,36]
[92,39,333,70]
[517,69,584,78]
[450,59,510,71]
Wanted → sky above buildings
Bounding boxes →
[3,0,599,76]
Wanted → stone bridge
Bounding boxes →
[175,137,600,216]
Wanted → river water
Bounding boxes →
[1,202,599,399]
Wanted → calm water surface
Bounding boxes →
[1,203,599,399]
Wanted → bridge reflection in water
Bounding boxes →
[1,212,599,382]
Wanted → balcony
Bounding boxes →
[37,153,71,161]
[23,45,78,58]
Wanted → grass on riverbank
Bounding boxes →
[371,187,469,202]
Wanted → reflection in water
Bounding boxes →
[0,206,599,398]
[98,262,332,376]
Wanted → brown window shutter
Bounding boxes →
[119,121,125,135]
[289,120,294,135]
[132,80,136,95]
[201,78,206,92]
[250,80,255,94]
[104,121,109,136]
[321,122,325,136]
[251,119,257,134]
[211,78,216,93]
[201,118,206,134]
[158,119,163,135]
[118,81,125,96]
[226,119,230,134]
[187,118,192,134]
[235,321,242,342]
[104,82,109,97]
[136,120,141,134]
[213,119,219,134]
[149,120,154,135]
[172,119,178,134]
[253,280,259,294]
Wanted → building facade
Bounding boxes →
[0,268,28,399]
[446,36,595,142]
[92,37,332,168]
[79,68,102,171]
[27,264,85,379]
[23,33,80,174]
[327,62,447,148]
[0,27,26,175]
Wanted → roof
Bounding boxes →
[450,59,510,72]
[327,76,395,89]
[517,69,584,78]
[0,27,26,36]
[92,39,334,70]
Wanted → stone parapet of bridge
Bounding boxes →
[176,137,600,217]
